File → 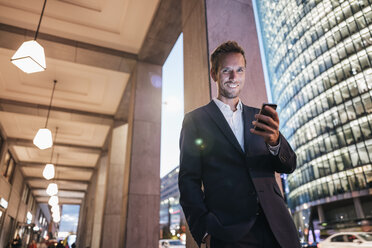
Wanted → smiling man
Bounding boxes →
[178,41,300,248]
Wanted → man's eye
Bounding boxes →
[237,68,245,72]
[222,69,230,73]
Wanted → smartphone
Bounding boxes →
[254,103,278,132]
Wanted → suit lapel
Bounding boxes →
[204,101,244,155]
[243,105,258,155]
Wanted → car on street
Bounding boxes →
[301,241,319,247]
[318,232,372,248]
[159,239,185,248]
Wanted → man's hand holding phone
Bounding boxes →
[250,103,280,146]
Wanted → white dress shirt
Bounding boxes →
[213,98,280,155]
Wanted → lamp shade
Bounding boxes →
[11,40,46,73]
[53,215,60,223]
[51,204,59,212]
[43,164,55,180]
[48,195,59,206]
[52,212,60,219]
[46,183,58,196]
[33,128,53,150]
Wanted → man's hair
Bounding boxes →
[210,41,246,75]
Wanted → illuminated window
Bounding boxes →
[1,151,15,184]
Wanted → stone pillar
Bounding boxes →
[124,61,162,248]
[353,197,365,219]
[205,0,267,107]
[101,124,130,248]
[182,0,211,113]
[91,154,108,248]
[100,62,161,248]
[317,205,325,223]
[79,169,97,248]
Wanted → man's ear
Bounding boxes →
[211,68,217,82]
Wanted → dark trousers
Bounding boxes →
[210,210,281,248]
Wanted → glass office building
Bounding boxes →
[256,0,372,236]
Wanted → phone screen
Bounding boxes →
[254,103,277,132]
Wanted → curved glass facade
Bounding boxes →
[256,0,372,216]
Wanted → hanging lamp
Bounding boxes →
[11,0,48,73]
[33,80,57,150]
[53,214,60,223]
[46,183,58,196]
[42,129,58,180]
[51,205,59,213]
[43,164,55,180]
[48,195,59,206]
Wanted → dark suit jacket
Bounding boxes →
[178,101,300,248]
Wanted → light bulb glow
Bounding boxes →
[33,128,53,150]
[43,164,55,180]
[53,214,60,223]
[46,183,58,196]
[52,212,60,219]
[51,205,59,213]
[48,195,58,206]
[11,40,46,73]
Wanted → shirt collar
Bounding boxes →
[213,98,243,112]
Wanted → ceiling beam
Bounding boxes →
[8,138,102,155]
[26,177,90,183]
[36,199,82,204]
[19,162,95,172]
[138,0,182,65]
[35,195,84,199]
[0,98,114,126]
[31,187,87,193]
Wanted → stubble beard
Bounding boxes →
[219,82,240,99]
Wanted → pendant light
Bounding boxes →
[46,183,58,196]
[53,214,61,223]
[52,211,60,219]
[11,0,48,73]
[42,129,58,180]
[33,80,57,150]
[43,164,55,180]
[51,205,59,213]
[48,195,59,206]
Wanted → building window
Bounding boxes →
[1,151,16,184]
[21,185,30,204]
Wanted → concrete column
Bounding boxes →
[91,154,108,248]
[76,153,109,248]
[124,62,162,248]
[353,197,365,219]
[205,0,267,107]
[101,124,130,248]
[182,0,211,113]
[83,168,98,247]
[183,0,269,247]
[317,205,325,223]
[100,62,161,248]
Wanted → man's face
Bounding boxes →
[212,52,246,101]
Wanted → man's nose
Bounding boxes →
[229,70,236,80]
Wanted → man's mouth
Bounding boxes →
[225,82,239,88]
